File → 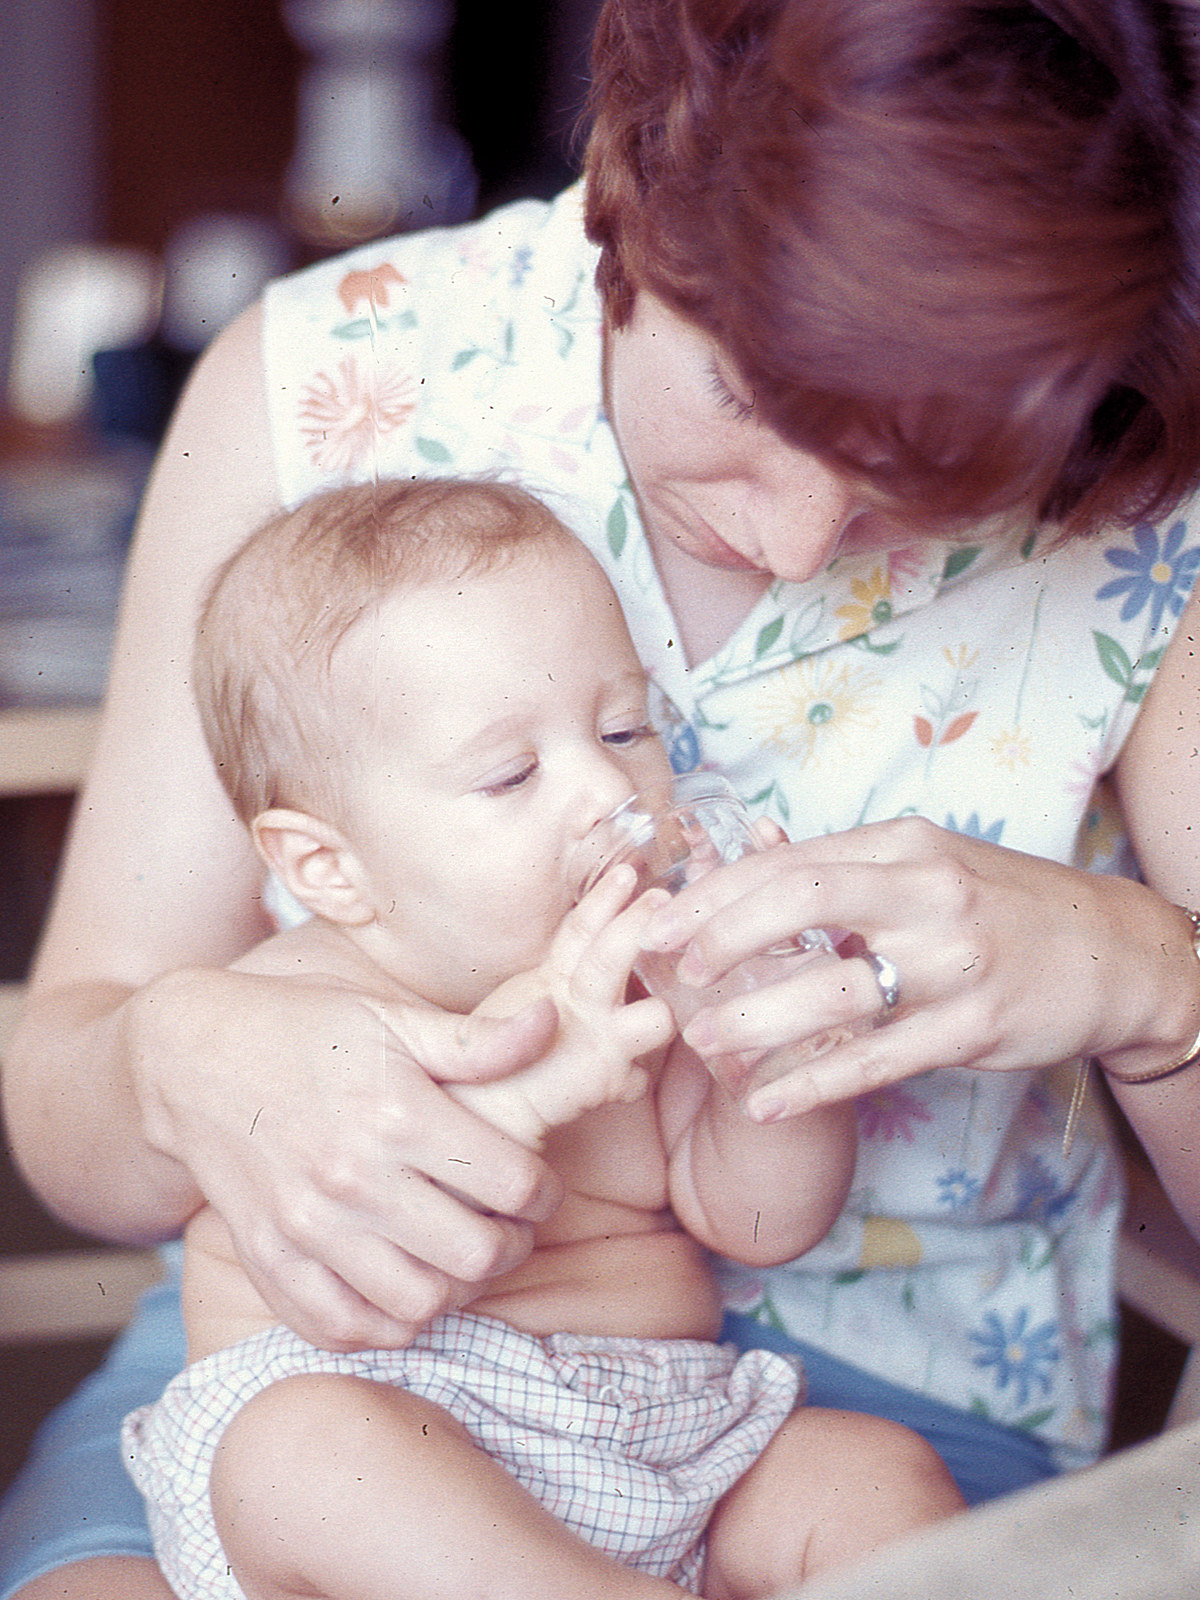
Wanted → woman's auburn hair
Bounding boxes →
[584,0,1200,536]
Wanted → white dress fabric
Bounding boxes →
[262,183,1200,1470]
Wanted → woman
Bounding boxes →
[4,2,1200,1596]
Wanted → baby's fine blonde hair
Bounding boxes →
[193,478,577,825]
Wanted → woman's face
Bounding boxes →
[605,293,914,586]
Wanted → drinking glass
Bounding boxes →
[578,772,851,1095]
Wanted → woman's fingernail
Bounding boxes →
[676,945,710,984]
[683,1014,717,1052]
[641,887,673,911]
[746,1094,786,1123]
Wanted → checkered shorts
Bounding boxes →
[123,1312,803,1598]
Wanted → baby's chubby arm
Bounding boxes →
[451,867,675,1149]
[657,1042,856,1269]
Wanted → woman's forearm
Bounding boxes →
[4,975,204,1243]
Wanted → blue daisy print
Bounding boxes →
[936,1167,983,1212]
[970,1308,1060,1408]
[1014,1155,1074,1224]
[945,812,1005,845]
[1097,520,1200,634]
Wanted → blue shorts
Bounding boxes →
[0,1264,1057,1598]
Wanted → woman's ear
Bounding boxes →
[251,808,376,926]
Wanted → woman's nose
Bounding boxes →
[756,461,860,584]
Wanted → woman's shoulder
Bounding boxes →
[263,184,591,333]
[257,184,605,505]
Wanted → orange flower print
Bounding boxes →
[298,357,418,474]
[913,645,979,751]
[336,263,406,315]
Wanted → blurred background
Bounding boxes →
[0,0,603,1496]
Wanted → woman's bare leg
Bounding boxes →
[212,1375,686,1600]
[704,1406,965,1599]
[11,1556,175,1600]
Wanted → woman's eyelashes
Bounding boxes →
[707,360,757,423]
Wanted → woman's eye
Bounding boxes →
[603,723,655,749]
[479,761,537,796]
[707,360,756,424]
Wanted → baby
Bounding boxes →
[123,478,962,1600]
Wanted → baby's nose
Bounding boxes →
[577,757,639,835]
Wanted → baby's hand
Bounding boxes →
[450,867,675,1148]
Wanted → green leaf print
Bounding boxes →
[452,348,481,370]
[1094,631,1135,690]
[942,546,982,582]
[332,317,375,342]
[1013,1406,1056,1434]
[1093,633,1163,702]
[755,616,785,658]
[756,1291,789,1334]
[834,1270,866,1286]
[415,437,453,463]
[607,497,628,559]
[850,633,903,656]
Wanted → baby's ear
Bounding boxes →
[252,808,375,926]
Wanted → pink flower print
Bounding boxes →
[1065,749,1105,802]
[887,545,928,584]
[336,262,406,315]
[298,357,418,474]
[856,1085,933,1143]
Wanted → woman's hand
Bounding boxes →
[641,816,1200,1122]
[126,966,565,1349]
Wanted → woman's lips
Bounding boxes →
[658,500,765,573]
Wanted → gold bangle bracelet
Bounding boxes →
[1096,909,1200,1086]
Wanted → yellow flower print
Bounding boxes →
[749,658,881,767]
[1074,774,1124,870]
[991,726,1032,770]
[836,565,893,640]
[942,643,979,675]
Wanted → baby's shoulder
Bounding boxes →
[229,921,412,999]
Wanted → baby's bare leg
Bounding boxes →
[11,1557,175,1600]
[703,1406,965,1599]
[211,1374,687,1600]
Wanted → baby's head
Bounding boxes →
[194,478,671,1007]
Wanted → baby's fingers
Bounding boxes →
[616,993,675,1061]
[566,888,673,1007]
[548,863,640,970]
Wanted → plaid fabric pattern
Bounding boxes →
[123,1312,803,1598]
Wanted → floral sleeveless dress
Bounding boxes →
[263,184,1200,1469]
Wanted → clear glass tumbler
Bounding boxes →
[577,772,850,1095]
